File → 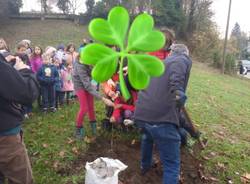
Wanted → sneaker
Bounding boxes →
[42,108,48,113]
[50,107,57,113]
[24,114,29,119]
[123,119,134,126]
[75,127,84,139]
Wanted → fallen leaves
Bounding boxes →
[67,138,74,144]
[241,173,250,184]
[59,151,65,158]
[53,161,59,169]
[216,162,226,171]
[42,143,48,148]
[72,147,79,155]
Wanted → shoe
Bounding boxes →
[75,127,84,139]
[191,131,201,139]
[123,119,134,126]
[42,108,48,113]
[50,107,57,113]
[140,162,158,176]
[24,114,29,119]
[90,121,97,136]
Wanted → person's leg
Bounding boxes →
[41,86,48,111]
[179,128,188,146]
[0,172,4,184]
[0,134,33,184]
[49,85,56,110]
[140,124,154,173]
[55,91,59,109]
[86,92,96,121]
[153,124,181,184]
[75,89,89,138]
[66,91,71,105]
[86,92,97,135]
[59,91,65,106]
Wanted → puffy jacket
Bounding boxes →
[0,54,39,133]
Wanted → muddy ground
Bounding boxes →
[62,135,214,184]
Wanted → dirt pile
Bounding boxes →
[63,136,213,184]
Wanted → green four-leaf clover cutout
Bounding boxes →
[80,6,166,100]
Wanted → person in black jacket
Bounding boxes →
[0,53,39,184]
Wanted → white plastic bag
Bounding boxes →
[85,157,127,184]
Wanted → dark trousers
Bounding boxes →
[41,85,55,109]
[65,91,73,105]
[0,172,4,184]
[55,91,65,108]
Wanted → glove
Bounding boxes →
[175,90,187,108]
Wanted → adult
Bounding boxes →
[0,53,39,184]
[134,44,192,184]
[149,28,175,60]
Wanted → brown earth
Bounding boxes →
[60,135,214,184]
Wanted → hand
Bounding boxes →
[5,55,16,62]
[175,90,187,108]
[14,57,30,71]
[110,116,116,123]
[102,97,114,107]
[114,104,123,109]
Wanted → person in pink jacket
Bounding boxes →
[61,63,74,105]
[30,46,43,73]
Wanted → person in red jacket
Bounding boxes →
[149,28,175,60]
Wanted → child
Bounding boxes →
[61,63,74,105]
[56,44,66,65]
[30,46,43,73]
[53,56,64,109]
[110,89,137,125]
[66,43,78,65]
[149,28,175,60]
[72,54,113,140]
[0,38,10,57]
[16,42,30,66]
[21,39,32,58]
[37,52,59,112]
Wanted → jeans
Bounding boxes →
[136,121,181,184]
[41,85,55,109]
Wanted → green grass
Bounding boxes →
[187,64,250,183]
[1,20,250,183]
[0,19,89,50]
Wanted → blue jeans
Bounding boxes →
[136,121,181,184]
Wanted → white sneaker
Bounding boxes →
[123,119,134,126]
[24,114,29,119]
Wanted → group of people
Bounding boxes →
[0,27,197,184]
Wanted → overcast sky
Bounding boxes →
[212,0,250,37]
[21,0,250,37]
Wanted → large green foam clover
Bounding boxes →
[80,6,166,100]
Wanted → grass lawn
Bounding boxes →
[0,19,249,183]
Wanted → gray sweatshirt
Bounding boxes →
[72,61,101,99]
[134,53,192,126]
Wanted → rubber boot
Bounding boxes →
[90,121,97,136]
[75,127,85,139]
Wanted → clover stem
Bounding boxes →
[119,56,131,101]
